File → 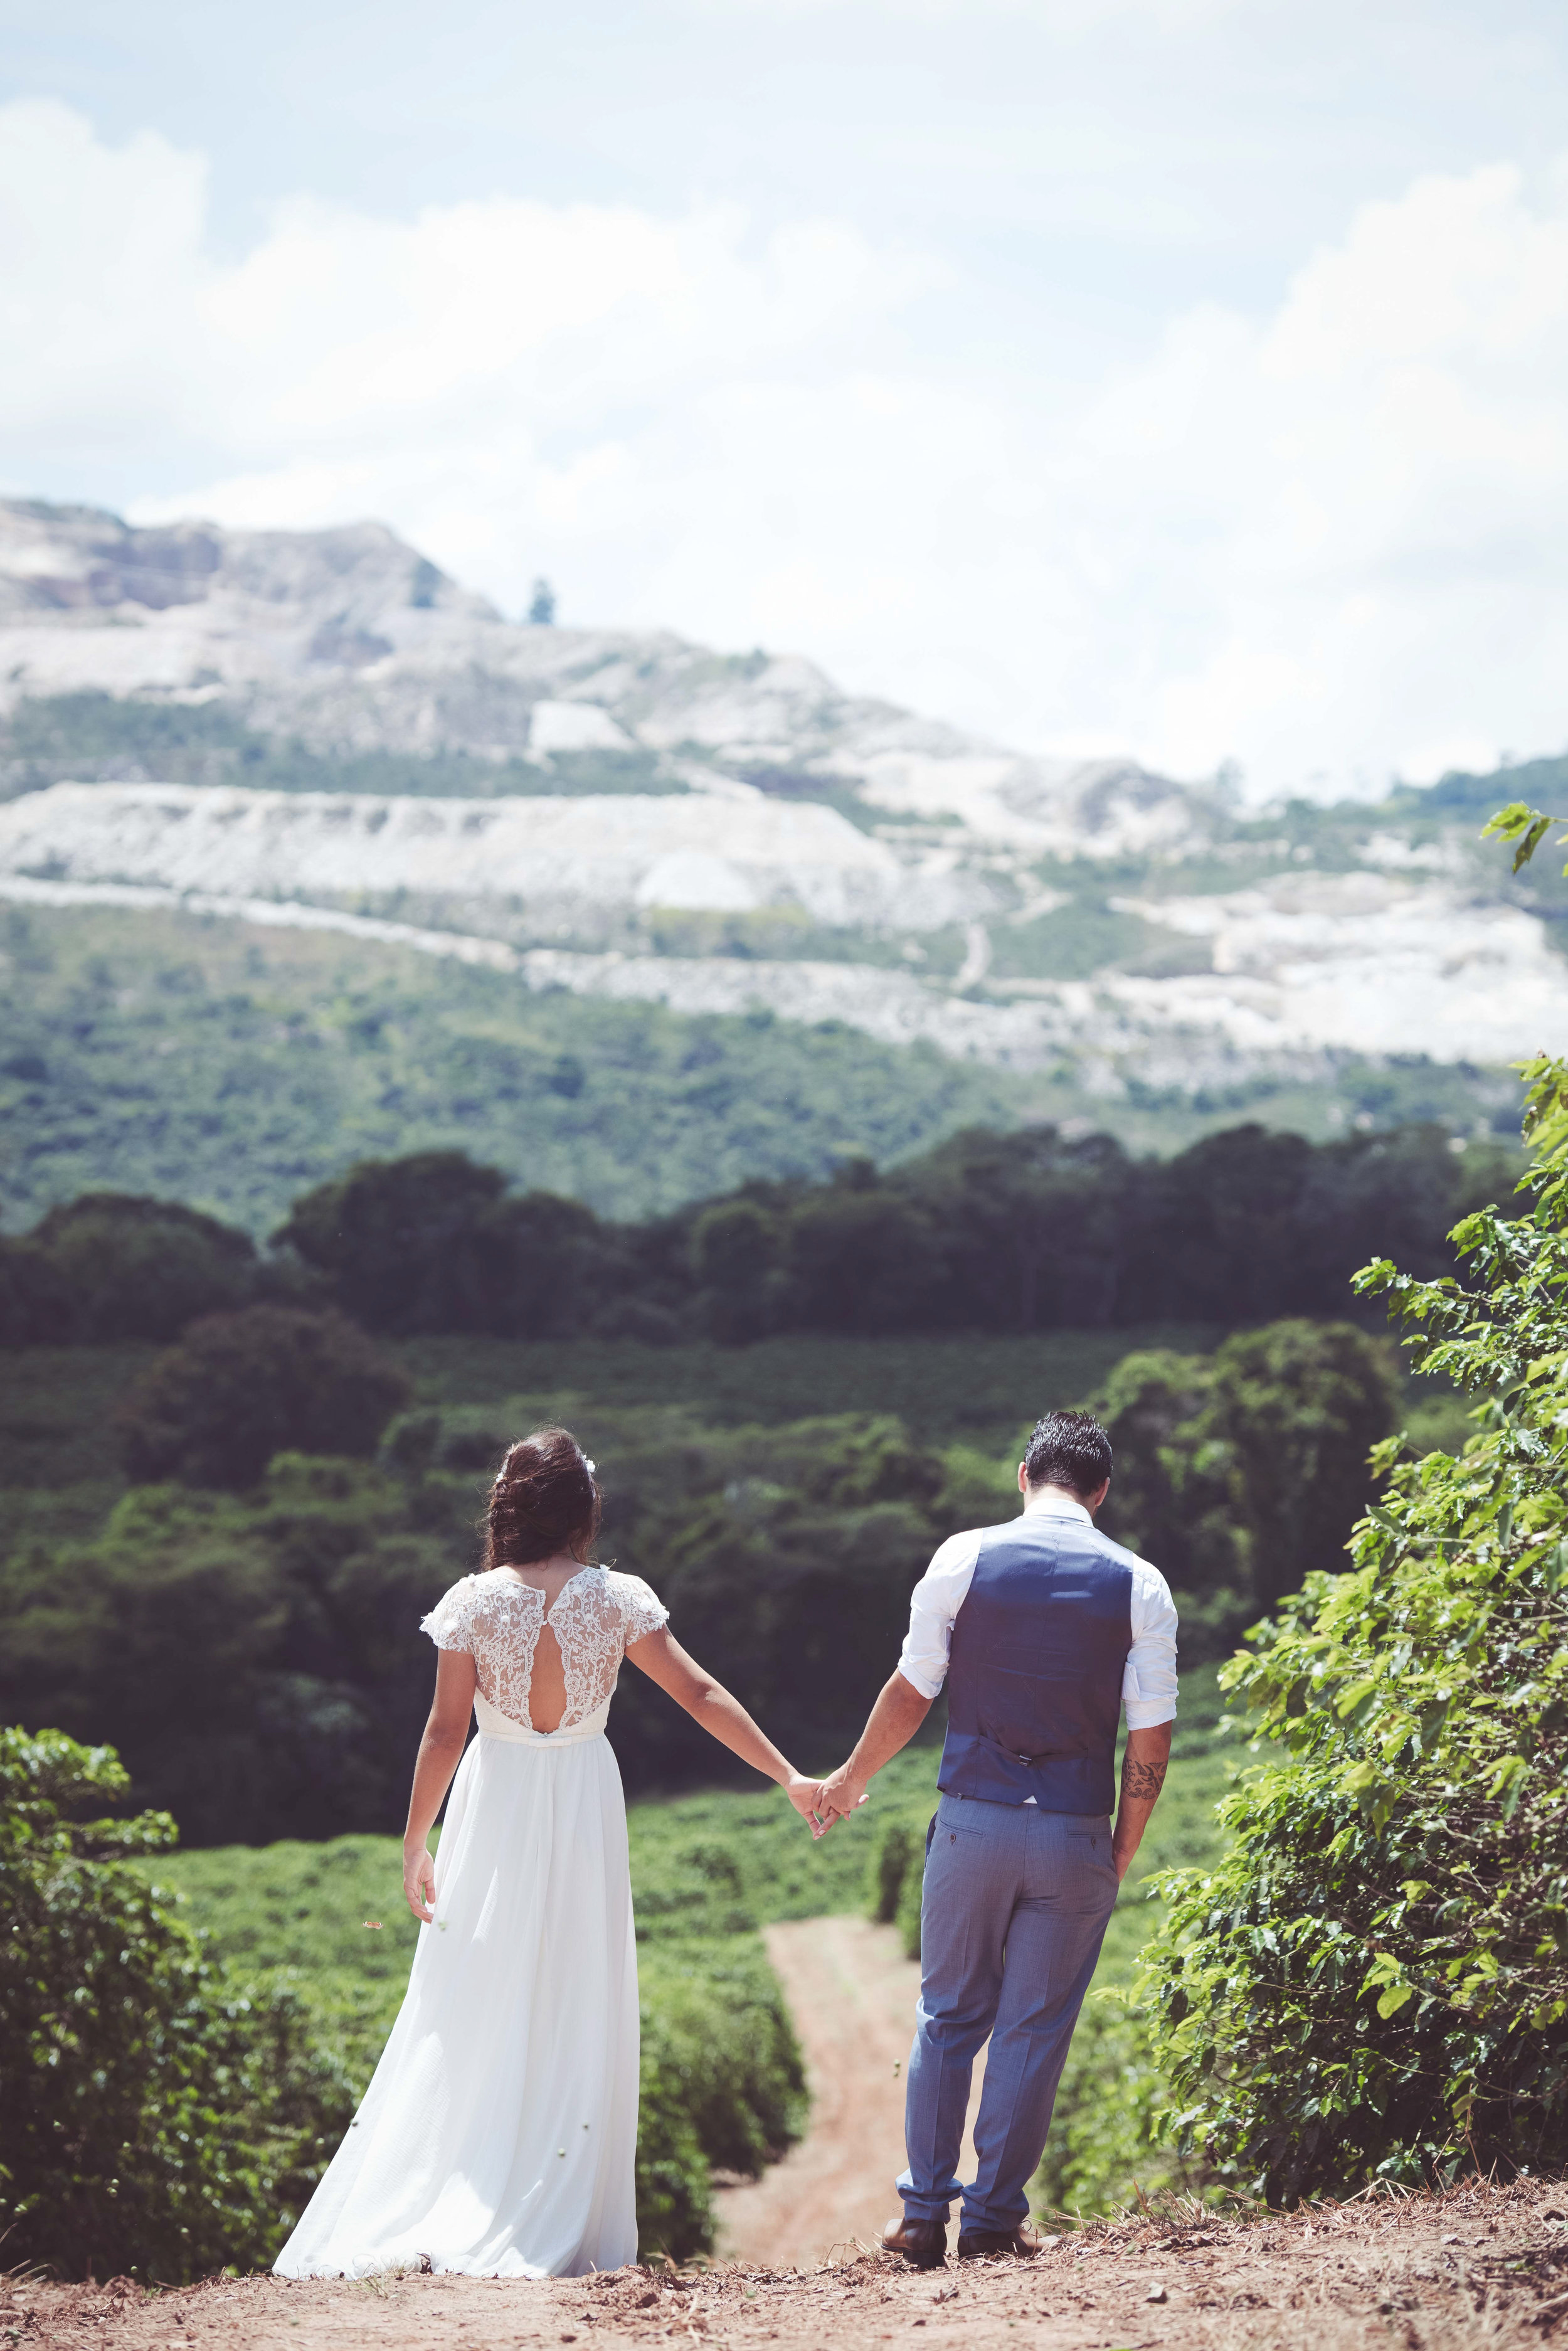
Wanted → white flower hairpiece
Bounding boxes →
[585,1457,596,1475]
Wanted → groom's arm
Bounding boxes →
[815,1670,932,1818]
[1114,1556,1179,1879]
[815,1529,975,1818]
[1111,1722,1172,1881]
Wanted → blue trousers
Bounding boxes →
[898,1791,1119,2234]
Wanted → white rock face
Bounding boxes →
[1110,874,1568,1064]
[0,497,1209,856]
[0,779,984,930]
[527,700,635,755]
[0,497,1553,1093]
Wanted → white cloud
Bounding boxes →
[4,98,1568,797]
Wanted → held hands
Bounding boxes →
[810,1763,870,1831]
[784,1773,834,1840]
[783,1764,871,1839]
[403,1842,438,1923]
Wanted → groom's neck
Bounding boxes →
[1024,1480,1103,1521]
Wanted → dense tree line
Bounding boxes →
[0,1118,1515,1347]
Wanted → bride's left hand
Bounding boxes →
[784,1772,833,1839]
[404,1842,439,1921]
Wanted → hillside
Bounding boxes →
[0,900,1039,1232]
[0,496,1557,1228]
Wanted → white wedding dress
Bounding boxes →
[273,1563,668,2281]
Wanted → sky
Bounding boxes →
[4,0,1568,798]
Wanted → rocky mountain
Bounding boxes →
[0,498,1199,854]
[0,495,1561,1122]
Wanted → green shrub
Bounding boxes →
[1141,1049,1568,2200]
[867,1819,917,1925]
[23,1193,260,1342]
[1093,1320,1397,1640]
[894,1838,925,1963]
[0,1726,353,2280]
[633,2037,716,2263]
[115,1307,411,1489]
[640,1942,807,2177]
[861,1807,932,1961]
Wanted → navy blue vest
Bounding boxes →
[938,1513,1135,1814]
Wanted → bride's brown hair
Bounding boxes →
[483,1427,601,1569]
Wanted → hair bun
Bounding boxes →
[482,1426,602,1571]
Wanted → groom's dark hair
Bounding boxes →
[1024,1409,1112,1500]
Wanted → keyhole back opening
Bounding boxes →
[528,1618,568,1734]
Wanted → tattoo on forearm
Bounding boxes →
[1121,1756,1168,1803]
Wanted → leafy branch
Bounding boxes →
[1134,802,1568,2204]
[1482,799,1568,874]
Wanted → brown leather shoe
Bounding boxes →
[881,2213,948,2268]
[956,2222,1044,2259]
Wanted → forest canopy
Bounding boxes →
[0,1117,1515,1348]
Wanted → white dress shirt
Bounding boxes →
[897,1492,1179,1731]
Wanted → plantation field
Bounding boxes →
[0,1324,1221,1562]
[398,1327,1223,1451]
[0,1324,1468,1572]
[141,1664,1236,2227]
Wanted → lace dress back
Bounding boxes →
[421,1566,667,1733]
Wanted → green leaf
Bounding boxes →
[1482,801,1561,871]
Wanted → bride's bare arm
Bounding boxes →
[626,1627,829,1837]
[403,1648,479,1920]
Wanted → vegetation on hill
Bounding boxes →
[0,903,1523,1241]
[0,689,685,802]
[0,903,1030,1234]
[271,1121,1510,1342]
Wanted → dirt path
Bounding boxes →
[712,1914,983,2268]
[18,2177,1568,2350]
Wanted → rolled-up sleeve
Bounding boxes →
[897,1531,982,1701]
[1123,1559,1179,1728]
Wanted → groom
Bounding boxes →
[813,1409,1177,2264]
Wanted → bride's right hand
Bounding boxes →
[404,1843,438,1922]
[783,1773,833,1839]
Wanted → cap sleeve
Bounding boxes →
[421,1577,477,1653]
[617,1572,669,1647]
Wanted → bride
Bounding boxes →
[274,1426,825,2281]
